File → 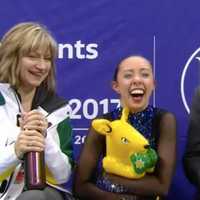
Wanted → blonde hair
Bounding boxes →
[0,22,57,93]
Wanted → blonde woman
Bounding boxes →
[0,22,73,200]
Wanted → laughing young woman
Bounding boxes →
[74,56,177,200]
[0,22,73,200]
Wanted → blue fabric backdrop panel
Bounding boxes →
[0,0,199,199]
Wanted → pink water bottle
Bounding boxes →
[24,151,46,190]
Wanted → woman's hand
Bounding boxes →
[14,110,47,159]
[21,110,48,136]
[15,129,45,159]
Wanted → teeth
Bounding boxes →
[130,89,144,95]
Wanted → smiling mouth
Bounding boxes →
[130,89,145,99]
[29,71,44,77]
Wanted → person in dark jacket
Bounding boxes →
[183,87,200,200]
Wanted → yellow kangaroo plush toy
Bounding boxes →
[92,107,158,179]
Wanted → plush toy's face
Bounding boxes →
[109,120,149,154]
[92,107,149,156]
[92,117,149,159]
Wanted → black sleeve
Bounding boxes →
[183,87,200,187]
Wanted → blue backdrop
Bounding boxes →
[0,1,199,199]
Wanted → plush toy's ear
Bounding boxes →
[121,107,129,122]
[92,119,112,135]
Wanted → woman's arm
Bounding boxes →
[106,112,177,197]
[74,128,122,200]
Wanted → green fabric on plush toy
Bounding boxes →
[92,107,158,179]
[130,148,158,174]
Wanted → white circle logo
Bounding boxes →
[181,48,200,114]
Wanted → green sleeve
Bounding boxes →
[56,118,74,167]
